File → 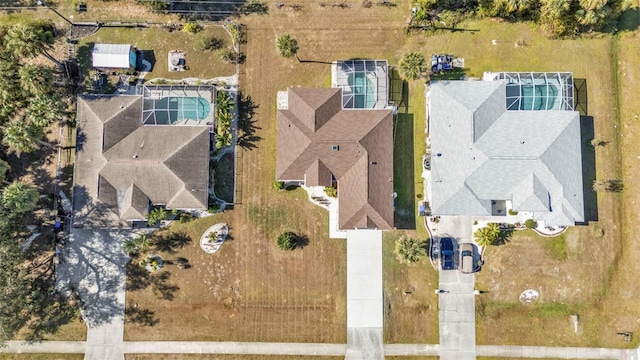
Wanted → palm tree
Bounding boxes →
[2,181,39,213]
[394,237,427,264]
[19,65,53,96]
[27,94,65,128]
[134,233,153,253]
[4,24,62,68]
[474,223,501,247]
[2,118,43,154]
[399,52,426,80]
[123,238,138,256]
[276,34,298,58]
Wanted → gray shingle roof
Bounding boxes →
[276,88,394,230]
[73,95,209,229]
[429,80,584,226]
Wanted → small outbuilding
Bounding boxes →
[92,43,137,70]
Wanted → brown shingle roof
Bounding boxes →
[276,87,394,230]
[73,95,209,228]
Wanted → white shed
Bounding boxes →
[92,44,137,69]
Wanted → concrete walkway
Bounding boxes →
[2,341,639,359]
[345,229,384,360]
[56,229,131,360]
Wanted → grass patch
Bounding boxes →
[382,231,438,343]
[544,233,568,261]
[213,152,235,203]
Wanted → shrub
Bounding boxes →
[273,180,284,190]
[208,203,221,213]
[525,219,537,229]
[217,48,236,63]
[179,213,194,223]
[197,36,224,51]
[324,186,337,198]
[277,231,298,250]
[183,22,203,34]
[508,209,518,216]
[394,237,427,264]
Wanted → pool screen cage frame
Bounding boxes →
[331,60,390,109]
[492,72,574,111]
[137,84,216,125]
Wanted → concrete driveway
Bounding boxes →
[435,215,477,360]
[57,228,132,360]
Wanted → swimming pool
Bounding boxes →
[154,96,211,123]
[518,84,559,110]
[348,72,376,108]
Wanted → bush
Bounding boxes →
[147,207,168,226]
[197,36,224,51]
[273,180,284,190]
[508,209,518,216]
[277,231,298,251]
[217,48,236,63]
[525,219,537,229]
[183,22,202,34]
[208,203,221,213]
[394,237,427,264]
[179,213,194,223]
[324,186,337,198]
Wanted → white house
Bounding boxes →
[92,43,137,70]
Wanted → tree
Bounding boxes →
[2,118,43,153]
[147,207,168,226]
[276,34,298,58]
[18,64,53,96]
[399,52,426,80]
[134,233,153,253]
[394,237,427,264]
[4,24,62,67]
[27,94,65,128]
[277,231,298,250]
[2,181,39,213]
[123,238,138,256]
[474,223,501,247]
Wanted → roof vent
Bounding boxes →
[132,154,138,159]
[332,145,339,151]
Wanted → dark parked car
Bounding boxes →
[440,237,455,270]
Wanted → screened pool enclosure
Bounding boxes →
[137,85,215,125]
[331,60,391,109]
[484,72,574,111]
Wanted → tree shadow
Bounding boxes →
[493,227,514,246]
[154,231,191,253]
[125,305,159,326]
[236,92,262,150]
[240,0,269,15]
[76,41,94,77]
[126,260,179,300]
[294,234,309,249]
[617,7,640,32]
